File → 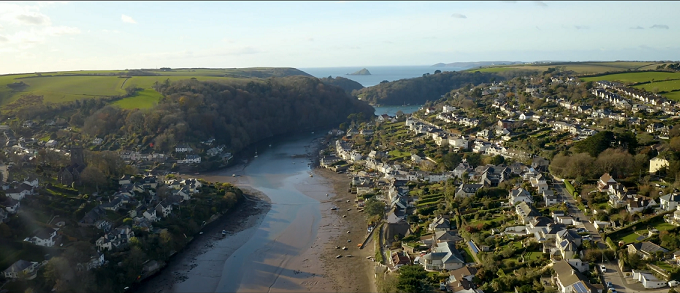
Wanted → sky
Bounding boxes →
[0,1,679,74]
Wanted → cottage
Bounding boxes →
[455,184,483,199]
[553,260,595,293]
[175,144,193,153]
[3,260,39,280]
[509,188,533,205]
[515,202,540,224]
[24,228,57,247]
[420,241,465,271]
[429,216,450,232]
[597,173,617,192]
[627,242,668,260]
[660,193,680,211]
[445,266,479,292]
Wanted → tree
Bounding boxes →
[442,152,462,170]
[396,265,428,293]
[81,166,107,190]
[365,198,385,218]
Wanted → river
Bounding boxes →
[140,107,412,293]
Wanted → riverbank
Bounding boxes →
[313,167,378,293]
[134,186,271,293]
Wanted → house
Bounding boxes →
[429,216,450,232]
[24,228,57,247]
[478,165,510,187]
[627,242,669,260]
[433,230,464,244]
[179,154,201,164]
[45,139,58,147]
[650,157,670,174]
[597,173,617,192]
[515,202,540,224]
[532,157,550,172]
[155,201,173,218]
[632,270,668,289]
[5,185,33,201]
[455,184,483,199]
[22,176,39,188]
[445,266,479,292]
[509,188,533,205]
[3,260,39,280]
[660,193,680,211]
[58,147,86,186]
[391,251,411,268]
[175,144,193,153]
[556,229,582,247]
[101,198,123,212]
[627,196,655,213]
[2,198,20,214]
[543,190,558,206]
[553,260,594,293]
[421,241,465,271]
[119,174,132,185]
[96,225,135,251]
[567,258,590,273]
[77,253,106,271]
[79,206,107,227]
[92,138,104,145]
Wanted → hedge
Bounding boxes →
[564,180,576,196]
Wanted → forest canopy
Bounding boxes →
[80,76,374,153]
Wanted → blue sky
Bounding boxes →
[0,1,678,74]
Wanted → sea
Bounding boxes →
[301,65,469,116]
[300,65,468,88]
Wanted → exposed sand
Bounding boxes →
[135,185,271,293]
[136,138,377,293]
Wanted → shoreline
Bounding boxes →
[134,185,271,293]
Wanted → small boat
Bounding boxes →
[346,231,350,234]
[254,151,258,158]
[221,230,227,237]
[199,232,204,235]
[336,255,342,258]
[342,246,347,250]
[232,174,236,177]
[309,174,313,177]
[269,144,272,147]
[347,239,351,242]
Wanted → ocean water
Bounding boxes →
[300,65,468,87]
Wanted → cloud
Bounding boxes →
[121,14,137,24]
[536,26,541,30]
[630,26,644,29]
[650,24,669,29]
[0,3,52,26]
[534,1,548,7]
[383,40,393,44]
[44,26,80,36]
[307,37,314,42]
[574,25,589,30]
[0,35,7,42]
[451,13,467,19]
[16,14,49,25]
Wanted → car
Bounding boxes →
[606,282,613,288]
[601,265,607,272]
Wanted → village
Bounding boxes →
[318,73,680,293]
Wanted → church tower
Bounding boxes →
[70,146,85,166]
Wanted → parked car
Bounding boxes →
[600,265,607,272]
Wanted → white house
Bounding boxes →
[24,228,57,247]
[175,144,193,153]
[156,201,173,218]
[632,270,667,289]
[660,193,680,211]
[509,188,533,205]
[650,157,670,174]
[420,242,465,271]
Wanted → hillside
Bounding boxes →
[78,76,374,153]
[352,70,509,105]
[318,76,364,94]
[0,67,311,110]
[467,61,663,75]
[433,61,522,68]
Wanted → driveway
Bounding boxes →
[600,261,671,293]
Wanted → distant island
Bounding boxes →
[347,68,371,75]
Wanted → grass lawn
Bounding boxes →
[524,251,543,261]
[614,231,644,244]
[470,62,659,75]
[655,261,674,271]
[462,246,476,263]
[653,222,676,231]
[113,89,162,109]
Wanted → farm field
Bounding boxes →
[0,67,308,108]
[113,89,162,109]
[580,71,680,83]
[469,61,660,75]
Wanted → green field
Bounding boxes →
[0,67,309,109]
[113,89,163,109]
[580,71,680,83]
[468,61,661,75]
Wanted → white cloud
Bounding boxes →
[451,13,467,19]
[121,14,137,24]
[534,1,548,7]
[0,3,52,26]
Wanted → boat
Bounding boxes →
[336,255,342,258]
[221,230,227,237]
[269,144,272,147]
[342,246,347,250]
[254,150,258,158]
[232,174,236,177]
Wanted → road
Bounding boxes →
[551,179,607,249]
[600,261,671,293]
